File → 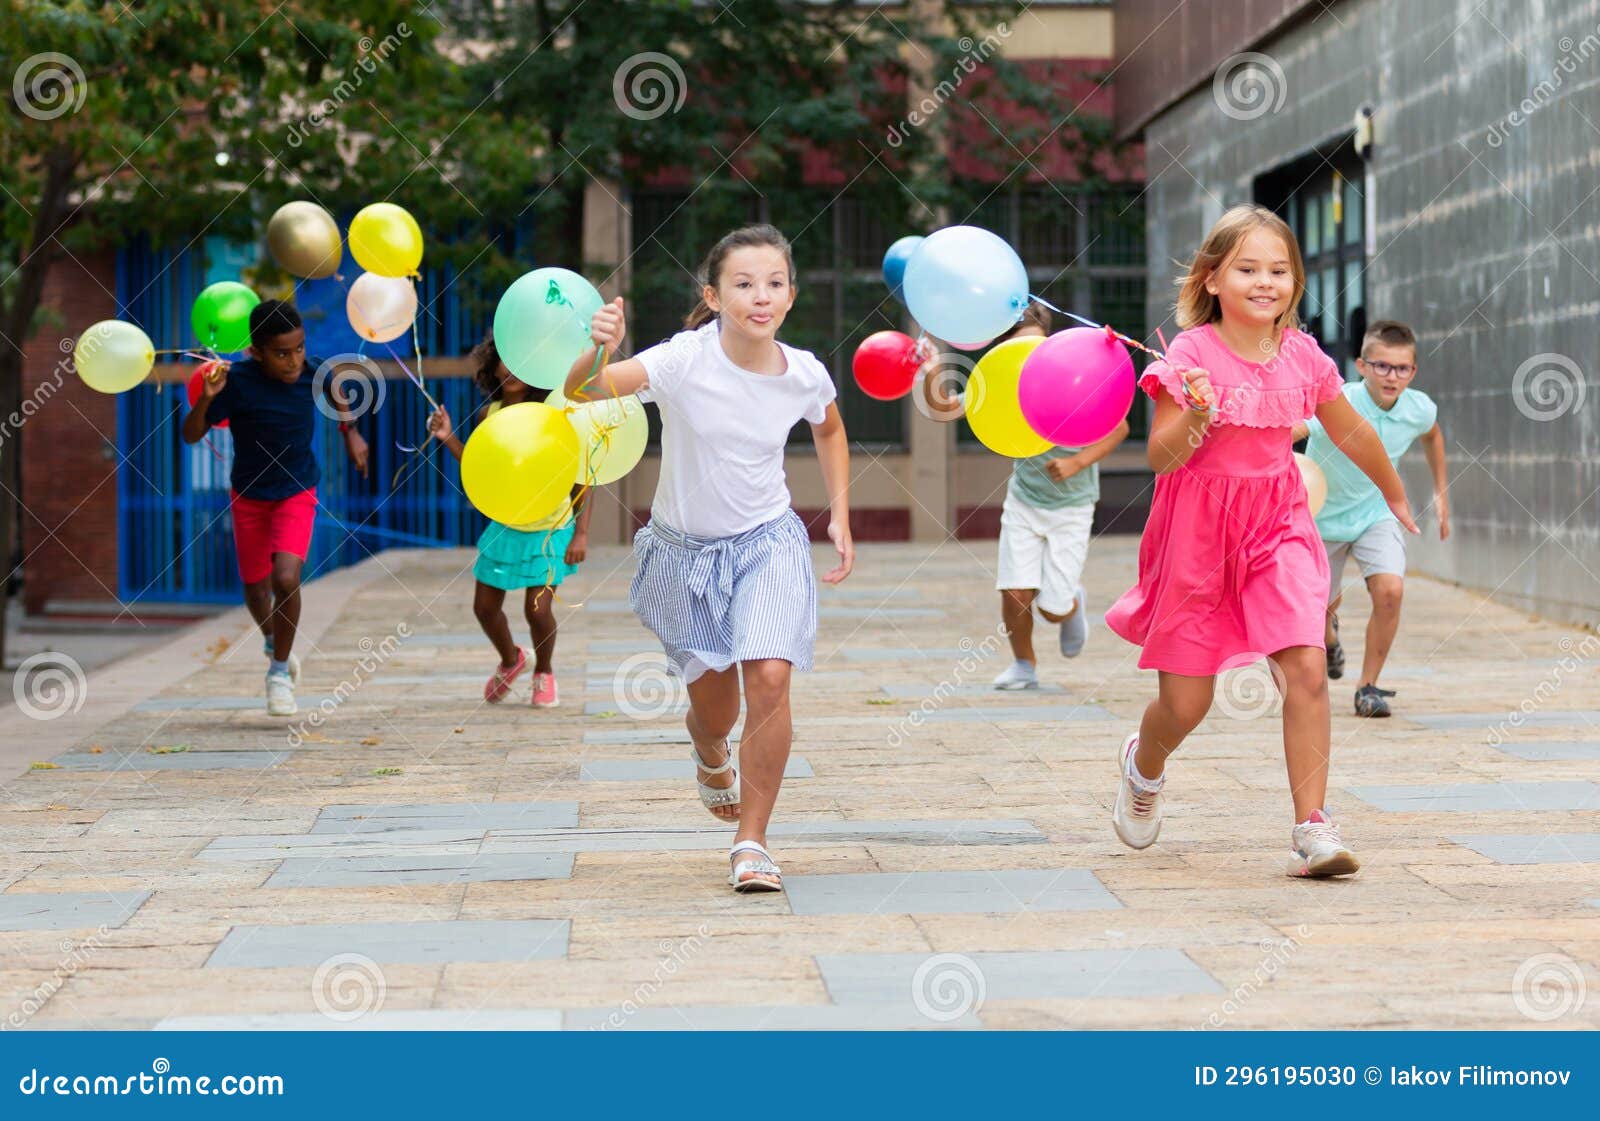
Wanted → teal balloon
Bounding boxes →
[494,268,605,390]
[191,281,261,353]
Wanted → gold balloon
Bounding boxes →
[266,201,342,279]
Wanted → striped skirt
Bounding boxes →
[629,510,817,683]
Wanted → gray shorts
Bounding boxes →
[1325,519,1406,602]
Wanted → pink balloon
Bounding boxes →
[948,337,995,352]
[1017,327,1135,446]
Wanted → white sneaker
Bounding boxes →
[991,660,1039,690]
[1112,732,1163,849]
[266,671,297,716]
[1059,589,1089,658]
[264,642,301,683]
[1287,809,1361,877]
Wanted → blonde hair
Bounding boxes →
[1174,204,1304,331]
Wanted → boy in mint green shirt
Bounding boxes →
[1295,320,1449,718]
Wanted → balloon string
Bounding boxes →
[1027,293,1210,413]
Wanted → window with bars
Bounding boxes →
[1257,142,1367,377]
[949,183,1150,442]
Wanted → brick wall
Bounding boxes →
[19,249,122,612]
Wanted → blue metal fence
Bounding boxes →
[115,374,488,604]
[113,229,524,604]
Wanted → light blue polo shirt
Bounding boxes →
[1305,382,1437,542]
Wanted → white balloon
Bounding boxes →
[346,273,417,343]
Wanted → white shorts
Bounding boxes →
[995,495,1094,616]
[1325,518,1407,602]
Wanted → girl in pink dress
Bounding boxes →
[1104,205,1418,877]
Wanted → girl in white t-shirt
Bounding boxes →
[563,224,854,893]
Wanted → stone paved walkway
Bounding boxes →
[2,540,1597,1030]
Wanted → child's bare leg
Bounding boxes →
[1359,575,1403,687]
[1270,645,1331,822]
[472,582,518,665]
[1135,671,1216,780]
[268,553,303,660]
[732,659,792,882]
[1000,589,1036,662]
[525,587,557,674]
[686,666,742,823]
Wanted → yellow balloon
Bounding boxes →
[965,336,1053,458]
[348,202,423,278]
[267,201,342,279]
[73,320,155,394]
[1296,452,1328,516]
[547,387,648,485]
[461,402,581,526]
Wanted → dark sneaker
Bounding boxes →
[1326,616,1344,680]
[1354,684,1391,718]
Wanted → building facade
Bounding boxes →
[1118,0,1600,628]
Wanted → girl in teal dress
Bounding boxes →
[429,335,591,708]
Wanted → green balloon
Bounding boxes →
[192,281,261,352]
[493,268,604,390]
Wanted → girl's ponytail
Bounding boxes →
[683,298,716,330]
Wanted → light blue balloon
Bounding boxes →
[493,267,605,390]
[882,235,923,301]
[902,226,1029,344]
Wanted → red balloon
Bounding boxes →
[852,330,921,400]
[186,361,228,428]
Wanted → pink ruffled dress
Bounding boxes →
[1105,324,1346,676]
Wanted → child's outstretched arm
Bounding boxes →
[427,405,465,461]
[181,361,228,444]
[1145,369,1215,474]
[811,402,853,584]
[1314,396,1420,533]
[1420,422,1449,540]
[564,297,648,401]
[1047,418,1130,481]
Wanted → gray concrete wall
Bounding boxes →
[1140,0,1600,629]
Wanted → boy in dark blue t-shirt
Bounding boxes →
[182,300,369,716]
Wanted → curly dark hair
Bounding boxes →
[469,334,505,400]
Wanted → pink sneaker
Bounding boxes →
[484,648,528,703]
[531,672,559,708]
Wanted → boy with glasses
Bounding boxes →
[1293,320,1449,717]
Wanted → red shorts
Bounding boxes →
[230,488,317,584]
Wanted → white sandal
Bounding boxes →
[728,840,783,893]
[692,740,740,819]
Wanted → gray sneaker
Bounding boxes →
[1325,616,1344,679]
[1059,589,1089,658]
[1354,684,1390,718]
[992,660,1039,690]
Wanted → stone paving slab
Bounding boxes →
[205,919,571,967]
[1348,781,1600,812]
[920,703,1116,723]
[580,757,814,782]
[310,801,579,834]
[1491,741,1600,761]
[483,819,1047,854]
[816,949,1222,1006]
[50,750,290,771]
[133,695,340,713]
[1407,711,1600,731]
[1450,834,1600,864]
[197,830,486,862]
[0,891,150,931]
[878,683,1068,698]
[266,852,575,888]
[560,1005,979,1030]
[156,1010,563,1030]
[785,869,1119,915]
